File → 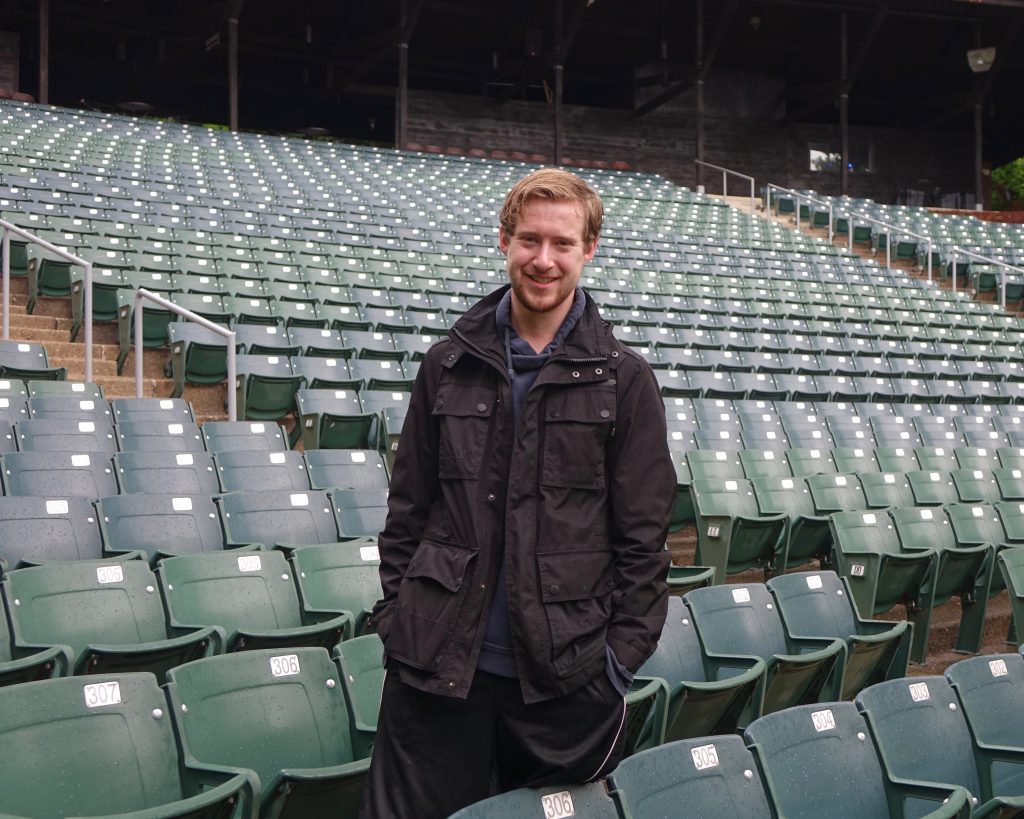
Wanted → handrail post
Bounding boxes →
[795,195,801,231]
[886,232,891,272]
[83,262,93,382]
[927,240,933,284]
[722,169,727,198]
[1001,266,1007,311]
[828,203,834,244]
[749,177,754,217]
[848,218,853,253]
[2,228,8,340]
[951,250,957,293]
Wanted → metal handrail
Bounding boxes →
[132,288,237,422]
[1,218,94,380]
[765,184,835,243]
[695,159,756,216]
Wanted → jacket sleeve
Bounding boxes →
[369,347,442,645]
[604,353,674,673]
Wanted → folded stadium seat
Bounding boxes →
[348,358,413,392]
[304,449,390,492]
[166,323,229,397]
[25,256,76,316]
[993,467,1024,501]
[223,294,280,325]
[685,450,744,484]
[954,446,1002,472]
[290,356,361,390]
[767,568,912,700]
[946,653,1024,800]
[739,449,793,480]
[168,292,232,326]
[608,735,774,819]
[918,425,969,449]
[297,389,382,451]
[906,469,960,506]
[15,418,117,456]
[634,597,764,745]
[202,419,289,454]
[291,540,382,638]
[806,472,868,516]
[858,471,916,509]
[781,421,835,450]
[825,418,876,449]
[232,354,305,421]
[0,672,258,817]
[114,450,219,496]
[215,449,310,492]
[744,702,971,819]
[669,450,694,529]
[687,370,746,400]
[0,340,66,380]
[449,782,620,819]
[115,288,176,374]
[666,563,716,596]
[2,559,218,679]
[998,446,1024,470]
[856,676,1024,816]
[165,648,370,818]
[332,488,389,539]
[157,550,351,651]
[828,509,938,664]
[333,633,385,757]
[109,396,195,426]
[115,418,205,453]
[1,451,117,499]
[786,447,839,477]
[998,548,1024,646]
[340,329,401,360]
[218,488,340,548]
[26,395,113,425]
[692,426,742,451]
[690,479,787,582]
[831,447,880,474]
[288,326,349,357]
[949,468,1000,503]
[914,445,959,472]
[0,493,106,572]
[96,493,227,564]
[655,369,698,398]
[750,476,831,574]
[684,583,843,716]
[231,322,300,355]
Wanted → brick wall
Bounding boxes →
[406,86,974,205]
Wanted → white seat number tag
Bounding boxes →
[732,588,751,604]
[270,654,301,677]
[360,546,380,562]
[806,575,823,590]
[811,709,836,732]
[238,555,262,573]
[990,659,1008,677]
[96,565,124,584]
[351,452,366,463]
[84,681,121,708]
[909,682,930,702]
[540,791,575,818]
[690,743,720,771]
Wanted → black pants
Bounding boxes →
[358,668,627,819]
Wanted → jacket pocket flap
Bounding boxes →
[432,386,496,418]
[404,541,475,592]
[545,391,616,424]
[538,550,613,602]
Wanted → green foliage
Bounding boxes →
[991,157,1024,210]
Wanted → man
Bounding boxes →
[360,167,675,818]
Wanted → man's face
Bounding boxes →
[499,198,597,317]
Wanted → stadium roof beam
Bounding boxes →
[396,0,424,150]
[780,0,889,126]
[227,0,245,131]
[633,0,737,117]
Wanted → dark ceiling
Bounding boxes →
[3,0,1023,163]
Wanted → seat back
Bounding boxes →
[750,476,817,518]
[114,450,220,495]
[0,674,193,816]
[855,676,982,801]
[890,506,957,552]
[0,495,103,568]
[684,583,788,660]
[97,493,226,559]
[202,420,289,453]
[857,471,915,509]
[165,648,360,789]
[215,449,311,491]
[765,570,858,641]
[115,419,206,453]
[305,449,390,492]
[291,541,382,632]
[609,735,773,819]
[218,489,340,546]
[744,702,891,819]
[448,782,621,819]
[1,450,117,498]
[159,550,306,636]
[638,597,710,684]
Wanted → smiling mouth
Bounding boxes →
[526,273,558,285]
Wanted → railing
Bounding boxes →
[2,217,94,380]
[132,288,237,422]
[695,159,756,216]
[764,184,834,243]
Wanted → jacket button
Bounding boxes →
[571,371,580,378]
[595,368,603,375]
[448,681,455,688]
[600,409,610,418]
[550,584,560,594]
[476,403,487,412]
[487,493,496,501]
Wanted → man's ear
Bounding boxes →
[498,228,510,255]
[583,238,598,263]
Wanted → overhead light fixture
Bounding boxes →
[967,47,996,73]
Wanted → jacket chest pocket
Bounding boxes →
[433,382,496,480]
[542,387,616,490]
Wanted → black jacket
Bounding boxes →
[371,285,675,703]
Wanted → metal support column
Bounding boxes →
[38,0,49,104]
[974,101,984,210]
[554,0,564,165]
[397,0,409,150]
[840,13,849,196]
[695,0,705,191]
[228,15,240,131]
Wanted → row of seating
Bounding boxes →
[459,649,1024,817]
[0,541,382,687]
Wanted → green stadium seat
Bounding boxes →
[15,418,117,452]
[217,488,340,548]
[97,493,227,563]
[906,469,960,506]
[114,450,220,494]
[234,355,306,421]
[858,471,916,509]
[304,448,389,492]
[787,447,838,477]
[0,495,104,571]
[3,559,217,679]
[666,563,715,596]
[684,583,843,716]
[691,478,787,582]
[856,676,1024,816]
[333,633,384,757]
[739,448,792,480]
[1,450,117,498]
[0,591,69,688]
[164,648,370,818]
[297,389,383,451]
[744,702,971,819]
[750,475,830,574]
[202,419,288,453]
[291,540,382,637]
[766,571,911,700]
[607,735,774,819]
[110,396,195,425]
[116,288,175,373]
[27,395,113,424]
[0,672,258,817]
[157,550,350,651]
[167,322,229,396]
[215,449,311,492]
[116,419,206,453]
[448,782,620,819]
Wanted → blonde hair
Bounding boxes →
[499,168,603,246]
